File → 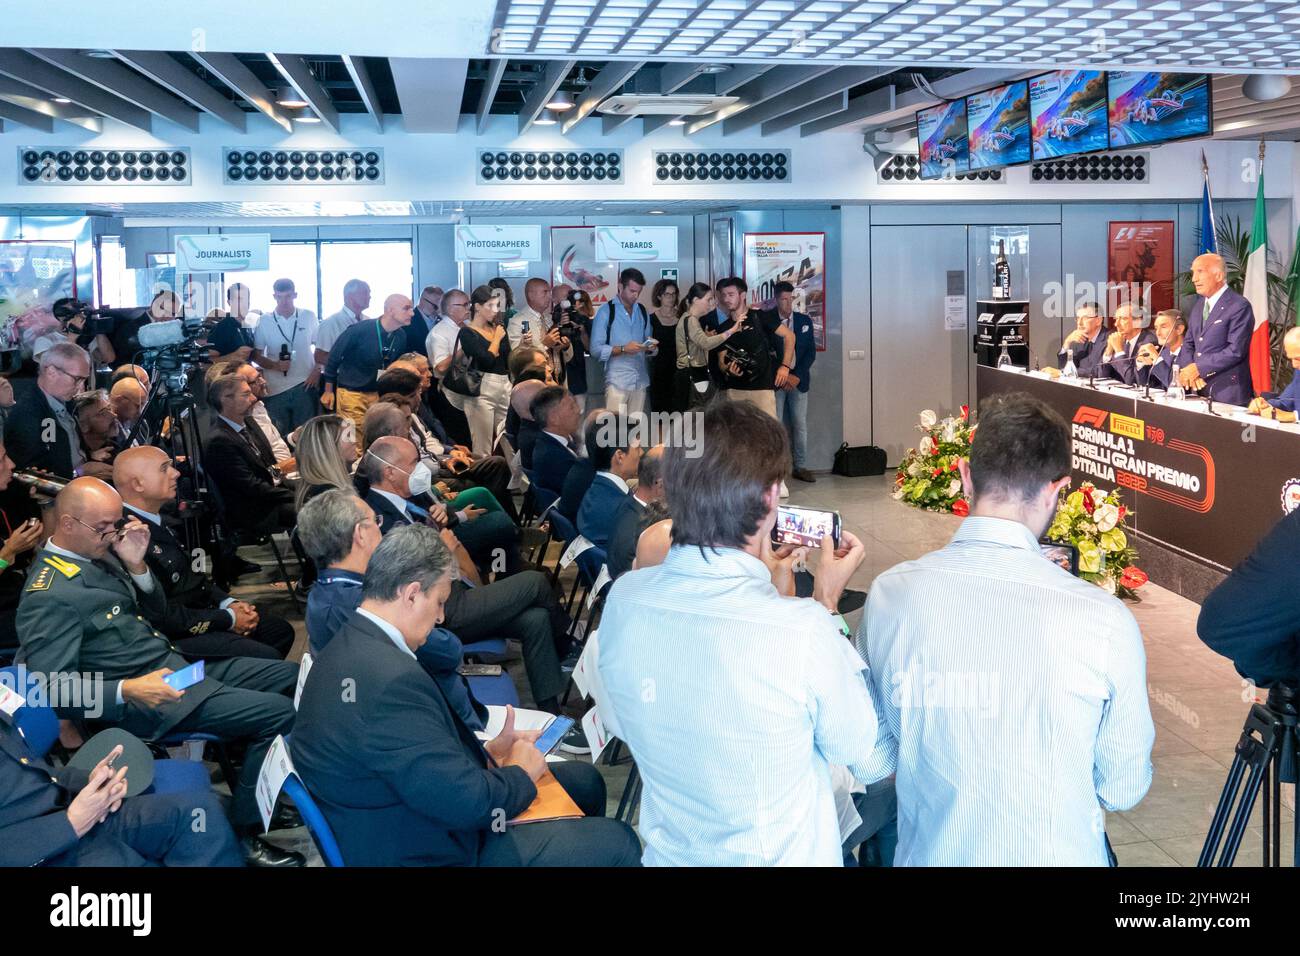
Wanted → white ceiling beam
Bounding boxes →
[190,51,292,133]
[761,90,847,135]
[723,66,894,135]
[474,58,507,134]
[390,57,468,133]
[267,53,340,132]
[27,48,200,130]
[0,77,102,131]
[517,59,573,134]
[0,99,53,132]
[687,66,836,135]
[0,50,152,131]
[561,60,644,134]
[111,49,247,131]
[342,54,384,132]
[800,68,1026,136]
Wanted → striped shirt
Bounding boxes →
[856,515,1154,866]
[598,545,882,866]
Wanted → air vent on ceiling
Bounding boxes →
[1031,153,1147,182]
[19,148,190,185]
[599,94,739,116]
[223,148,384,185]
[876,154,1001,183]
[653,150,790,183]
[478,149,623,184]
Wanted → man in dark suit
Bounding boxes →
[1179,252,1256,406]
[114,446,293,661]
[1136,309,1192,391]
[15,477,301,866]
[578,410,643,550]
[771,281,819,482]
[608,444,665,581]
[0,719,241,867]
[204,373,296,532]
[1057,302,1107,377]
[1100,303,1158,385]
[1248,326,1300,422]
[291,523,641,866]
[4,342,92,480]
[529,385,583,495]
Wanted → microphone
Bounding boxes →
[1142,352,1165,400]
[137,320,187,349]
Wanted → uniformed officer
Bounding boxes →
[113,446,294,660]
[15,477,302,866]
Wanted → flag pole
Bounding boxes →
[1201,148,1219,254]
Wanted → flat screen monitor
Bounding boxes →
[966,80,1031,170]
[1107,72,1213,149]
[917,99,969,180]
[1029,69,1109,160]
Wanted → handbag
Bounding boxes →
[832,443,887,477]
[442,329,483,398]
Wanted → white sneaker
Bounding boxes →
[779,481,790,498]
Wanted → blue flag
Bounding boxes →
[1199,179,1218,255]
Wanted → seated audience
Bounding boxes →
[0,439,46,654]
[857,392,1154,865]
[204,373,296,533]
[577,410,642,549]
[70,389,119,480]
[297,489,486,731]
[6,342,92,479]
[294,413,359,509]
[597,400,873,865]
[529,385,582,497]
[291,523,640,866]
[15,477,302,866]
[510,379,546,470]
[558,410,603,524]
[225,361,294,468]
[114,446,293,661]
[607,444,666,580]
[109,377,149,447]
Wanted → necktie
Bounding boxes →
[1203,299,1210,324]
[56,406,86,469]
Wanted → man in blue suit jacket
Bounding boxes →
[1057,302,1107,377]
[1101,303,1158,385]
[1247,326,1300,422]
[577,410,643,549]
[528,386,583,496]
[1179,253,1256,406]
[1136,309,1193,391]
[290,524,640,867]
[771,281,818,482]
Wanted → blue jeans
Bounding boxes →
[774,387,809,468]
[263,382,319,437]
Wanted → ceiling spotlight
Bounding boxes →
[1242,74,1292,102]
[649,209,665,215]
[545,90,575,111]
[699,64,731,75]
[296,115,322,124]
[277,87,310,108]
[534,109,559,126]
[668,118,686,126]
[52,97,72,104]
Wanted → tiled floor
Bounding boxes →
[247,473,1282,866]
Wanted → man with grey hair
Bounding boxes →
[1100,302,1156,385]
[5,341,91,477]
[1180,251,1257,405]
[1057,301,1106,377]
[1248,325,1300,422]
[426,287,473,447]
[291,522,642,867]
[315,278,371,369]
[409,284,443,355]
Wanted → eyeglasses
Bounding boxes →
[70,515,127,540]
[48,366,88,386]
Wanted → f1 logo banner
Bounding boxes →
[981,368,1296,571]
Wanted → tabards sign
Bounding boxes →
[174,234,270,273]
[594,226,678,262]
[455,224,542,261]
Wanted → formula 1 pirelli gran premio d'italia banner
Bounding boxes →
[980,366,1300,571]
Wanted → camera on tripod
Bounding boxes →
[137,315,211,387]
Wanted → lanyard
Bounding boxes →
[375,320,400,368]
[269,310,301,350]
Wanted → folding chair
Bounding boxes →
[207,480,301,611]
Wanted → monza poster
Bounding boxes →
[550,226,617,307]
[1108,220,1175,316]
[742,232,827,351]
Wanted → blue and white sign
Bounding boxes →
[175,233,270,273]
[455,224,542,261]
[595,225,678,262]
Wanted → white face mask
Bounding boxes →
[369,450,432,498]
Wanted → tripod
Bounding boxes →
[1199,683,1300,867]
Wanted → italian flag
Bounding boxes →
[1244,171,1272,394]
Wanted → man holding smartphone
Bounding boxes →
[591,268,654,416]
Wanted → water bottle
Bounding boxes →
[1061,348,1078,380]
[996,344,1013,370]
[1166,363,1185,401]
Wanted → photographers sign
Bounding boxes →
[594,226,678,262]
[175,234,270,273]
[455,225,541,262]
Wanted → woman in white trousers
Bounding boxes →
[458,284,512,457]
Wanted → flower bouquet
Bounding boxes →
[892,406,975,515]
[1045,482,1147,599]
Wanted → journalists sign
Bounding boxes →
[174,233,270,273]
[594,226,678,262]
[455,224,541,261]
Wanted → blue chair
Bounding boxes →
[281,769,345,867]
[466,672,520,708]
[154,731,239,793]
[462,637,510,663]
[549,510,579,546]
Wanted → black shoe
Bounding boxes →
[270,802,303,831]
[558,724,591,755]
[837,588,867,615]
[560,646,582,673]
[242,835,305,867]
[232,558,263,578]
[792,467,817,483]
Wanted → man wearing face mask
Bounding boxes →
[856,393,1154,865]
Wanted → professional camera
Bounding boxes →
[13,468,69,504]
[52,297,124,337]
[551,297,584,340]
[137,315,211,389]
[721,344,760,378]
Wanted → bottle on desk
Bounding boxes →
[1061,348,1078,380]
[1166,363,1185,401]
[996,344,1013,370]
[993,240,1011,301]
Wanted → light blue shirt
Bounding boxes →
[356,607,416,660]
[592,299,651,391]
[598,544,882,866]
[856,515,1154,866]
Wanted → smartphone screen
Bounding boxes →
[1039,542,1080,576]
[164,660,205,691]
[771,505,840,549]
[533,715,575,755]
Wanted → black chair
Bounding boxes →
[204,478,301,611]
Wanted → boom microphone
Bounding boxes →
[136,320,188,349]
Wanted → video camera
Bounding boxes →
[721,343,760,378]
[51,298,133,338]
[13,468,69,505]
[551,297,585,341]
[137,316,211,389]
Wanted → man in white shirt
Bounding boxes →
[857,392,1154,866]
[597,400,875,866]
[250,277,320,436]
[425,288,473,444]
[315,278,371,368]
[508,278,573,381]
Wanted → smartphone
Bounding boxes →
[163,660,205,691]
[1039,541,1080,576]
[458,663,503,677]
[771,505,841,549]
[642,338,658,349]
[533,715,576,755]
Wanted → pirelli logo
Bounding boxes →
[1109,413,1145,441]
[1072,406,1109,428]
